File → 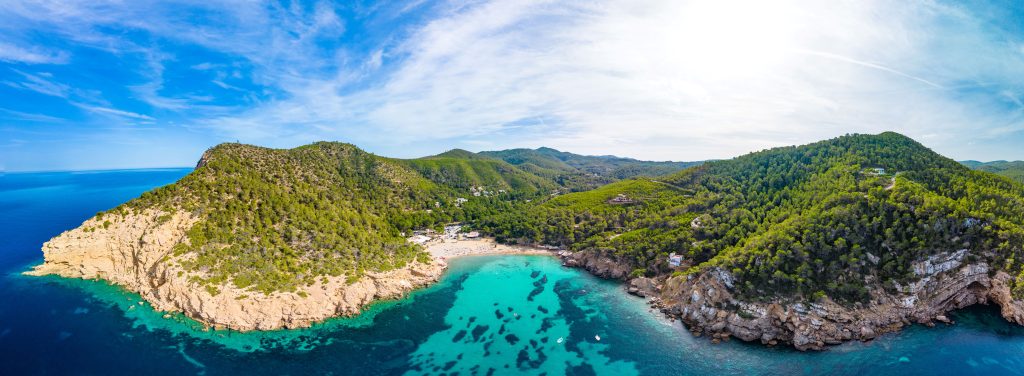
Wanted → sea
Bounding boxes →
[1,168,1023,375]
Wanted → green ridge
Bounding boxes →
[962,160,1024,184]
[482,133,1024,303]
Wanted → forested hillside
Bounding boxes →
[478,147,701,190]
[95,142,688,295]
[105,142,539,294]
[91,133,1024,304]
[481,133,1024,303]
[963,160,1024,184]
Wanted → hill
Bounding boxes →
[962,160,1024,184]
[480,132,1024,349]
[481,146,701,178]
[28,133,1024,349]
[43,142,576,293]
[27,140,697,330]
[26,142,570,330]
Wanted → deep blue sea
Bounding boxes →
[2,169,1024,375]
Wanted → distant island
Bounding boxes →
[27,132,1024,350]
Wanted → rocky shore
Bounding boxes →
[25,209,446,331]
[28,208,1024,349]
[555,249,1024,351]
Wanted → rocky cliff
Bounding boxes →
[26,209,446,331]
[559,250,633,280]
[616,250,1024,350]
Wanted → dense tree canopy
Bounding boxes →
[102,142,680,295]
[481,133,1024,303]
[963,160,1024,184]
[100,133,1024,303]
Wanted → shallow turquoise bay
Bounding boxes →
[3,169,1024,375]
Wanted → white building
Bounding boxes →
[668,253,683,267]
[407,235,431,245]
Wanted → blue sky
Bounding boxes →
[2,0,1024,171]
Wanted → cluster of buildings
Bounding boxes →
[447,186,511,207]
[405,224,480,245]
[470,186,506,197]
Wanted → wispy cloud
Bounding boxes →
[794,49,944,89]
[190,0,1024,161]
[0,108,66,123]
[3,0,1024,171]
[74,103,155,121]
[4,70,71,97]
[0,41,69,64]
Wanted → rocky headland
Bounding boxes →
[25,209,559,331]
[557,249,1024,351]
[25,209,446,331]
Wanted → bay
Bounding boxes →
[1,169,1023,375]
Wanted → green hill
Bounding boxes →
[962,160,1024,184]
[94,141,694,295]
[482,133,1024,303]
[83,134,1024,305]
[481,147,700,179]
[401,155,558,194]
[473,147,701,191]
[103,142,546,294]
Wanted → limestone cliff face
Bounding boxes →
[560,250,633,280]
[637,250,1024,350]
[26,209,446,331]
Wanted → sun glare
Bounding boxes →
[670,0,800,78]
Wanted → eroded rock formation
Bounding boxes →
[561,249,1024,350]
[26,209,445,331]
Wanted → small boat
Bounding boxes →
[595,335,601,341]
[556,337,564,344]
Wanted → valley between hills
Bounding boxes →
[27,132,1024,350]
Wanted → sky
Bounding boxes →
[2,0,1024,171]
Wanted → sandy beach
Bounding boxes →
[423,238,553,261]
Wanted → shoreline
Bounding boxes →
[26,211,555,333]
[422,238,555,263]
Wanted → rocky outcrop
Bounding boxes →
[559,250,633,280]
[26,209,446,331]
[643,250,1024,350]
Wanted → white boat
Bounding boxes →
[556,337,564,344]
[595,335,601,341]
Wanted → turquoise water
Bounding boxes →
[3,170,1024,375]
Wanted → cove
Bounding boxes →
[3,170,1024,375]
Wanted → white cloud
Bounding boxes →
[0,108,67,122]
[4,69,71,97]
[0,41,69,64]
[75,103,155,121]
[182,0,1024,161]
[5,0,1024,162]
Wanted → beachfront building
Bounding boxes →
[407,235,432,245]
